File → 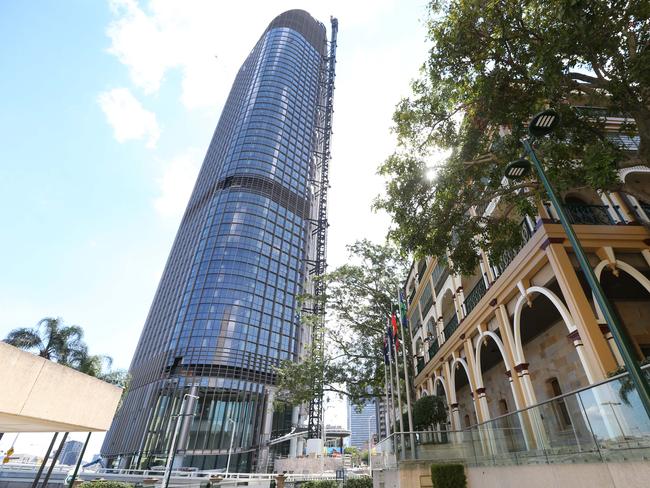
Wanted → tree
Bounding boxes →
[275,240,410,408]
[4,317,128,386]
[375,0,650,274]
[4,317,85,365]
[412,395,448,430]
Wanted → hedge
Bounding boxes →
[343,477,373,488]
[430,464,466,488]
[300,481,338,488]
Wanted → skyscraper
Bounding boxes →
[347,400,379,449]
[101,10,337,472]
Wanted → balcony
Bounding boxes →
[442,314,459,342]
[427,338,439,360]
[564,203,614,225]
[416,357,425,375]
[463,278,487,317]
[495,218,535,274]
[431,262,450,296]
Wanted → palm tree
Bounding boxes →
[4,317,86,364]
[4,317,128,385]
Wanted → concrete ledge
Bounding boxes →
[0,342,122,432]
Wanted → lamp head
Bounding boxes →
[504,158,532,180]
[529,109,559,137]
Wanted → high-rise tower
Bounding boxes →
[101,10,337,472]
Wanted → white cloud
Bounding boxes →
[98,88,160,147]
[153,149,202,219]
[105,0,398,111]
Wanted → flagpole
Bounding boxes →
[383,362,392,438]
[390,319,406,461]
[386,344,398,451]
[397,288,416,458]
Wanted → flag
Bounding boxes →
[399,290,408,329]
[386,323,394,359]
[391,313,400,352]
[383,334,390,364]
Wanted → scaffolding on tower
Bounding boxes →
[306,16,338,440]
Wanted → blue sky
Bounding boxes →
[0,0,429,457]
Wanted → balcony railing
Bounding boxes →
[373,364,650,470]
[416,357,425,375]
[564,203,614,225]
[442,314,459,341]
[432,263,450,296]
[463,278,487,317]
[495,218,535,275]
[427,338,439,360]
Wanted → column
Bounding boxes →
[544,242,618,381]
[463,339,485,423]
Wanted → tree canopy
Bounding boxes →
[275,240,410,408]
[375,0,650,274]
[412,395,448,429]
[4,317,129,387]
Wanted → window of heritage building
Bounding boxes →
[549,377,572,429]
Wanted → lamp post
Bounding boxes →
[225,417,236,476]
[367,417,373,474]
[163,393,199,488]
[504,109,650,418]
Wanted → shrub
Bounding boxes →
[430,464,466,488]
[79,482,133,488]
[344,477,373,488]
[301,481,338,488]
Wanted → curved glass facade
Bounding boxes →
[101,10,334,472]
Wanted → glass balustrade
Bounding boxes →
[373,365,650,469]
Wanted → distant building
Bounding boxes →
[347,400,379,449]
[59,440,83,466]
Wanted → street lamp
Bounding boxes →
[505,109,650,418]
[225,417,237,476]
[163,393,199,488]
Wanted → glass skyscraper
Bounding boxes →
[101,10,337,472]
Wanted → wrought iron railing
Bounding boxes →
[495,218,535,275]
[463,279,487,316]
[564,203,614,225]
[427,338,439,360]
[432,263,450,295]
[442,314,459,341]
[416,357,425,375]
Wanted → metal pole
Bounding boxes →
[383,363,391,438]
[396,292,417,458]
[41,432,68,488]
[163,394,198,488]
[31,433,58,488]
[68,433,91,488]
[367,417,373,474]
[386,356,397,438]
[391,329,406,460]
[225,418,236,475]
[522,138,650,418]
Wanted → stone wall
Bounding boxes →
[454,318,589,426]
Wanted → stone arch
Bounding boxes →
[449,357,474,393]
[594,258,650,358]
[594,259,650,321]
[620,165,650,182]
[474,330,512,389]
[513,285,576,364]
[433,374,450,405]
